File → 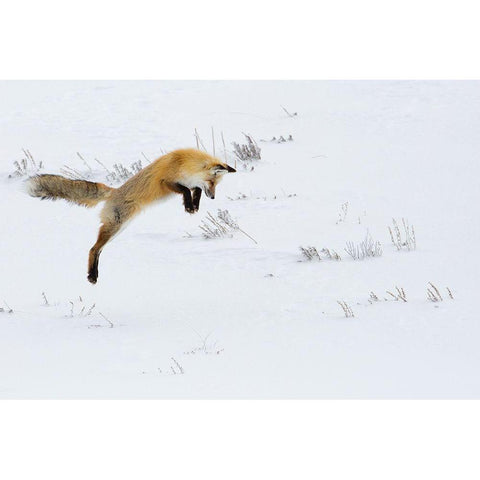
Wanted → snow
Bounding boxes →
[1,80,480,398]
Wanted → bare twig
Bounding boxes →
[0,301,13,314]
[429,282,443,302]
[171,357,184,374]
[281,105,297,118]
[42,292,49,306]
[95,158,112,174]
[211,126,216,157]
[77,152,93,172]
[194,128,207,152]
[141,152,151,164]
[99,312,114,328]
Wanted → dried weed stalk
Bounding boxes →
[386,286,407,302]
[388,218,416,251]
[337,301,355,318]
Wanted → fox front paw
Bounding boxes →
[185,205,196,214]
[87,270,98,284]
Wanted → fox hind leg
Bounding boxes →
[87,221,121,284]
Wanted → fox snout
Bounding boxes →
[204,186,215,199]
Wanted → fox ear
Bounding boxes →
[212,164,236,174]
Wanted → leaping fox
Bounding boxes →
[27,148,236,284]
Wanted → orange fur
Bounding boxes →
[27,148,236,284]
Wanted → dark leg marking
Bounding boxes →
[87,222,121,284]
[192,187,202,212]
[168,182,195,213]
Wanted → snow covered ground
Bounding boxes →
[1,80,480,398]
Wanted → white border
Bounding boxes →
[1,0,480,79]
[1,401,479,479]
[1,1,480,477]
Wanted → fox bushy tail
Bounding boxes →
[27,174,114,208]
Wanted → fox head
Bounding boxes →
[200,162,236,199]
[171,149,236,199]
[176,150,236,199]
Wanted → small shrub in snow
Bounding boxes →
[155,358,186,376]
[299,246,341,262]
[200,211,233,239]
[91,157,144,184]
[388,218,416,251]
[386,286,407,302]
[427,282,443,302]
[170,357,184,375]
[9,149,43,178]
[337,300,354,318]
[336,202,349,224]
[300,246,321,261]
[106,160,143,184]
[368,291,380,303]
[344,232,382,260]
[427,282,453,302]
[321,248,342,261]
[184,331,224,356]
[199,210,257,244]
[260,134,294,143]
[67,297,96,317]
[232,133,261,162]
[227,192,249,201]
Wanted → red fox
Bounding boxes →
[27,148,236,284]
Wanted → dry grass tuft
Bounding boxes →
[9,149,43,178]
[388,218,416,251]
[199,210,257,244]
[337,300,355,318]
[232,133,261,162]
[427,282,454,302]
[386,286,407,302]
[345,232,382,260]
